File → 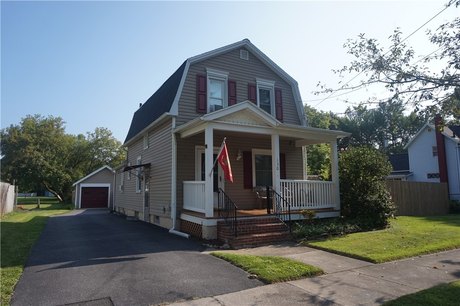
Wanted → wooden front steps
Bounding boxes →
[217,216,291,249]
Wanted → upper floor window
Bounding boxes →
[432,146,438,157]
[256,79,275,115]
[207,68,228,113]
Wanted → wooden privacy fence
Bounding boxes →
[386,181,449,216]
[0,182,17,216]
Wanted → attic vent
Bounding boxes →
[240,49,249,60]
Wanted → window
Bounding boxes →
[432,146,438,157]
[256,79,275,115]
[427,173,440,179]
[136,156,142,193]
[207,68,228,113]
[127,162,131,180]
[252,149,272,187]
[119,172,124,192]
[143,134,149,149]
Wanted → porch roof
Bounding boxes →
[174,101,350,145]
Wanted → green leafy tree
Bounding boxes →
[304,106,340,179]
[339,146,395,229]
[1,115,125,202]
[316,1,459,121]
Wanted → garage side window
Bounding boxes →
[136,156,142,193]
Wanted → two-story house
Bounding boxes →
[405,116,460,201]
[113,39,349,245]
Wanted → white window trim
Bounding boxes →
[206,68,229,113]
[119,171,124,192]
[136,156,142,193]
[256,78,275,116]
[127,162,131,180]
[252,149,272,188]
[143,134,149,149]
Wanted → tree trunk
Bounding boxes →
[43,182,64,202]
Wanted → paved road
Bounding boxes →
[11,210,262,306]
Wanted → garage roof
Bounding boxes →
[72,166,115,186]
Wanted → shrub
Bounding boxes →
[339,146,395,229]
[292,218,361,240]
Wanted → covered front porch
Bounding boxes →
[174,103,348,235]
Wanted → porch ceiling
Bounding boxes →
[174,101,350,144]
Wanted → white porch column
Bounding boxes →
[204,125,214,217]
[271,134,281,193]
[330,140,340,210]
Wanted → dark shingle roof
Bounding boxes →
[124,61,187,144]
[448,125,460,138]
[388,153,409,172]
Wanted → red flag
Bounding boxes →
[217,142,233,183]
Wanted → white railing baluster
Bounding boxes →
[279,179,336,210]
[183,181,206,213]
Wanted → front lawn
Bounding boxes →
[384,280,460,306]
[1,202,72,305]
[305,215,460,263]
[211,252,323,283]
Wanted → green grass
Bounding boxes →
[305,215,460,263]
[211,252,323,283]
[1,202,72,305]
[17,196,60,205]
[384,280,460,306]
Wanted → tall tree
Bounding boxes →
[316,1,459,121]
[1,115,125,202]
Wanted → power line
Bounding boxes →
[312,2,452,108]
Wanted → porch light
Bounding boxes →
[236,149,243,161]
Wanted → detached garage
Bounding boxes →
[73,166,115,209]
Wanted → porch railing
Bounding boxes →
[218,188,238,237]
[183,181,205,213]
[280,179,336,210]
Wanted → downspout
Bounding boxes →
[169,116,190,238]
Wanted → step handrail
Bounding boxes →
[217,188,238,237]
[267,186,292,233]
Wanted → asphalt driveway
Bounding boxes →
[11,209,262,306]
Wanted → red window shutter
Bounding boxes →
[228,80,237,106]
[196,74,207,113]
[280,153,286,179]
[243,151,253,189]
[248,83,257,103]
[275,88,283,121]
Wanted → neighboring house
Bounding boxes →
[387,153,412,180]
[73,166,115,209]
[113,39,349,242]
[405,117,460,200]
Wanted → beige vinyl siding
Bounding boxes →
[115,119,173,223]
[177,47,301,127]
[176,131,304,210]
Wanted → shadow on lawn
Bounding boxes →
[416,214,460,227]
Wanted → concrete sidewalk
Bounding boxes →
[168,244,460,306]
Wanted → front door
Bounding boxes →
[197,149,224,208]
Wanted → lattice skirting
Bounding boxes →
[180,219,202,238]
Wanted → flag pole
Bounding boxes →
[209,137,226,177]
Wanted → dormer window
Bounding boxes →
[256,79,275,115]
[207,68,228,113]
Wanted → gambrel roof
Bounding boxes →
[124,39,306,145]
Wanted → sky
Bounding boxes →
[2,0,458,142]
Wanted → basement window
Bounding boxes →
[427,173,440,179]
